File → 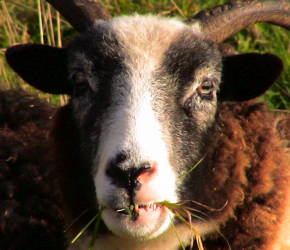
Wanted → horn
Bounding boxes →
[46,0,111,33]
[192,0,290,43]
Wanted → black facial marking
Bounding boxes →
[68,25,124,96]
[154,31,222,201]
[66,22,223,213]
[63,25,129,190]
[163,32,220,85]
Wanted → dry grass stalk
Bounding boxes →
[37,0,44,44]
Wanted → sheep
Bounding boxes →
[2,0,290,249]
[0,91,288,250]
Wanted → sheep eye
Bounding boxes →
[72,72,87,85]
[72,72,89,94]
[197,79,214,100]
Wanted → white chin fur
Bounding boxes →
[102,207,173,240]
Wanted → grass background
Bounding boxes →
[0,0,289,109]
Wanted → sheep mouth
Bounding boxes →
[101,202,172,239]
[114,203,163,220]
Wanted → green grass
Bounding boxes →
[0,0,289,108]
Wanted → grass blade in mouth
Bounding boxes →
[158,200,231,250]
[179,155,206,180]
[70,201,230,250]
[196,234,204,250]
[71,209,102,244]
[156,200,208,222]
[89,211,102,250]
[170,218,186,250]
[190,200,228,212]
[116,204,136,218]
[64,208,90,234]
[157,200,204,249]
[116,203,161,220]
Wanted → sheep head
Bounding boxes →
[5,0,289,241]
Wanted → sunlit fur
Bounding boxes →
[3,10,289,250]
[72,15,221,239]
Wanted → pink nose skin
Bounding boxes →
[135,161,166,203]
[105,157,159,196]
[137,161,158,184]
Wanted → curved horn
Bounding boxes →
[46,0,111,33]
[193,0,290,43]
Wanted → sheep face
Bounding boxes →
[66,16,221,239]
[5,14,283,241]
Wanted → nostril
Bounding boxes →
[133,162,151,178]
[136,162,157,183]
[115,151,128,165]
[105,160,155,192]
[105,151,129,186]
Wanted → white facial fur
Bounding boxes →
[94,62,177,238]
[93,16,194,238]
[85,15,217,239]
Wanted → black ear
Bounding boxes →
[5,44,72,95]
[219,53,283,101]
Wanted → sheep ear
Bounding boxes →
[5,44,72,95]
[219,53,283,101]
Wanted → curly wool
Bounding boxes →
[0,89,66,250]
[52,99,289,249]
[0,89,289,250]
[201,101,290,250]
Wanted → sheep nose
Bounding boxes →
[105,153,153,192]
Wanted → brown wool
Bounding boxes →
[0,90,289,249]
